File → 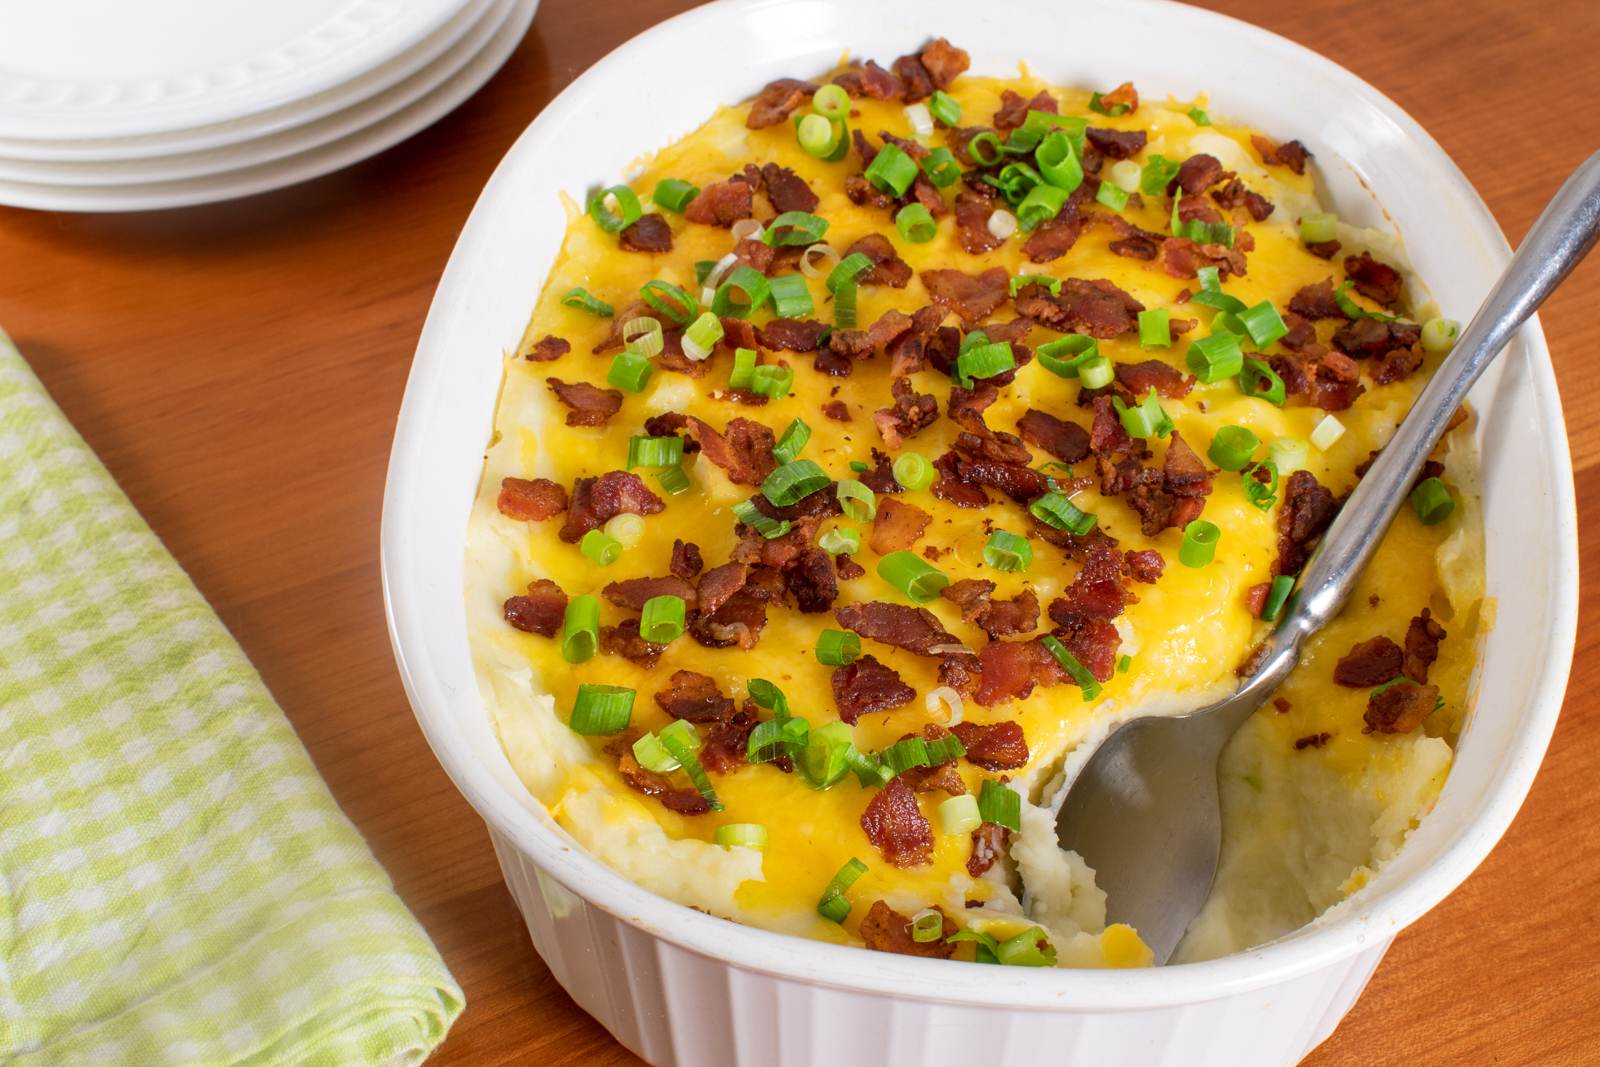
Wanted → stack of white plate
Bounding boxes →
[0,0,537,212]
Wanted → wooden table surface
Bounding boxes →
[3,1,1597,1062]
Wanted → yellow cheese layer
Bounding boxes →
[469,71,1483,960]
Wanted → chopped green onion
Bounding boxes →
[765,211,830,248]
[1196,266,1223,292]
[1333,280,1395,322]
[1138,308,1171,349]
[607,351,653,393]
[1029,490,1097,535]
[1108,159,1142,193]
[813,83,850,118]
[661,729,722,811]
[1036,130,1083,193]
[749,712,809,765]
[816,629,862,666]
[731,499,792,540]
[826,252,873,293]
[929,90,961,126]
[924,733,966,765]
[1089,91,1132,117]
[604,513,645,550]
[864,143,919,196]
[939,793,981,835]
[977,779,1022,831]
[910,909,945,942]
[560,287,613,317]
[715,823,768,850]
[587,184,642,233]
[1174,213,1236,247]
[767,274,814,319]
[569,683,634,735]
[1188,106,1212,126]
[1299,211,1338,245]
[893,452,933,491]
[750,364,795,398]
[1410,477,1455,525]
[632,730,678,774]
[639,594,686,643]
[1007,110,1085,154]
[799,721,855,790]
[1239,300,1289,348]
[836,479,876,521]
[652,178,699,214]
[1267,437,1309,473]
[956,341,1016,386]
[1040,635,1102,701]
[621,315,664,358]
[1114,390,1174,439]
[681,310,725,361]
[877,551,950,603]
[728,347,757,390]
[796,112,845,159]
[1422,317,1460,354]
[1261,574,1296,621]
[996,926,1056,967]
[920,146,961,187]
[947,927,1000,963]
[996,161,1043,204]
[712,265,772,319]
[560,594,599,663]
[693,259,718,286]
[1211,311,1249,341]
[1010,273,1061,297]
[773,419,811,465]
[1179,520,1220,568]
[1243,460,1280,510]
[1095,181,1130,213]
[580,529,622,566]
[762,459,830,506]
[983,530,1032,572]
[817,857,869,922]
[1310,414,1346,451]
[640,280,696,325]
[895,202,938,243]
[1190,285,1248,315]
[967,130,1004,166]
[832,279,858,328]
[1036,334,1098,378]
[881,736,932,775]
[1140,155,1180,196]
[1077,356,1113,389]
[1239,358,1287,406]
[846,747,893,787]
[1015,182,1068,232]
[655,466,691,496]
[1117,654,1132,673]
[627,435,684,470]
[748,678,790,715]
[1207,425,1260,471]
[819,525,860,555]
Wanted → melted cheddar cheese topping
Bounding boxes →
[467,66,1484,965]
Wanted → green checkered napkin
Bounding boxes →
[0,332,463,1065]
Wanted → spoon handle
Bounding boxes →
[1254,150,1600,683]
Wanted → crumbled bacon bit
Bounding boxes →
[1364,682,1439,734]
[756,318,830,352]
[1160,235,1247,281]
[835,601,962,656]
[954,192,1005,255]
[761,162,819,214]
[869,497,932,555]
[859,900,956,958]
[916,37,969,90]
[1244,581,1271,616]
[973,639,1066,706]
[822,399,851,422]
[619,213,673,253]
[861,775,935,867]
[1294,732,1333,750]
[952,719,1030,768]
[1013,277,1144,338]
[1403,609,1446,683]
[968,822,1009,877]
[683,175,754,226]
[1211,178,1274,221]
[1099,80,1139,114]
[503,578,567,636]
[832,655,916,723]
[1252,134,1311,175]
[833,60,902,100]
[524,335,570,362]
[559,471,664,543]
[1333,636,1403,687]
[1022,209,1089,263]
[1016,409,1090,463]
[699,707,758,774]
[1344,251,1404,307]
[784,546,840,613]
[993,88,1057,131]
[1115,359,1195,399]
[1086,126,1147,160]
[1274,470,1339,576]
[547,378,623,427]
[646,413,776,485]
[942,579,1040,639]
[616,751,712,814]
[669,539,703,580]
[602,575,698,612]
[1288,279,1345,321]
[1372,345,1425,386]
[600,619,665,667]
[497,476,568,521]
[1305,238,1342,260]
[836,555,866,580]
[922,267,1011,326]
[843,233,913,288]
[1173,153,1226,195]
[689,590,770,650]
[1331,317,1421,359]
[746,77,815,129]
[653,670,735,724]
[1124,549,1164,584]
[873,376,939,449]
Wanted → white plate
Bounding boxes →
[380,1,1577,1065]
[0,0,513,186]
[0,0,472,141]
[0,0,537,212]
[0,0,494,163]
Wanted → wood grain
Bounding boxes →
[1,1,1596,1062]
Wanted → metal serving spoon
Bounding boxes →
[1055,151,1600,965]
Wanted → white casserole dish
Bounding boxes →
[379,1,1578,1062]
